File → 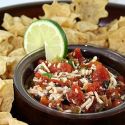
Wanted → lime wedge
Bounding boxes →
[24,19,68,61]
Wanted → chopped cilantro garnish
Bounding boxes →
[42,73,53,78]
[68,59,73,67]
[41,66,44,69]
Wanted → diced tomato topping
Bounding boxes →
[49,64,58,73]
[60,63,73,73]
[51,79,64,86]
[35,74,49,83]
[92,62,110,83]
[50,62,73,73]
[65,78,79,87]
[74,48,84,62]
[65,80,72,87]
[86,82,100,92]
[66,84,84,105]
[40,96,49,106]
[106,88,120,98]
[35,72,41,79]
[72,84,81,91]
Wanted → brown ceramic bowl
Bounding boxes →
[14,45,125,125]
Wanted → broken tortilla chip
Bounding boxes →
[72,0,108,24]
[0,79,14,112]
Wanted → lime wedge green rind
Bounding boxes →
[24,19,68,61]
[44,19,68,59]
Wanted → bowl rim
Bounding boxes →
[14,45,125,119]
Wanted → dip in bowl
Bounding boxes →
[14,45,125,125]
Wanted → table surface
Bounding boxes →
[0,0,125,8]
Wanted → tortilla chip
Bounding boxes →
[0,30,13,43]
[8,118,28,125]
[2,13,13,30]
[75,21,98,32]
[62,13,80,28]
[8,48,26,57]
[0,40,14,56]
[21,15,33,26]
[72,0,108,24]
[9,36,24,49]
[87,39,108,47]
[0,97,3,107]
[7,56,24,78]
[87,26,108,47]
[106,19,118,32]
[0,112,12,119]
[118,16,125,28]
[0,57,7,76]
[51,13,78,28]
[43,1,71,18]
[0,79,14,112]
[10,17,26,36]
[0,53,24,79]
[63,28,89,44]
[2,13,27,36]
[108,27,125,55]
[0,112,28,125]
[0,112,12,125]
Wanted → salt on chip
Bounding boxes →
[72,0,108,24]
[0,79,14,112]
[75,21,98,32]
[43,1,71,18]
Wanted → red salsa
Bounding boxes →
[28,48,125,113]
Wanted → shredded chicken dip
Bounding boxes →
[28,48,125,113]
